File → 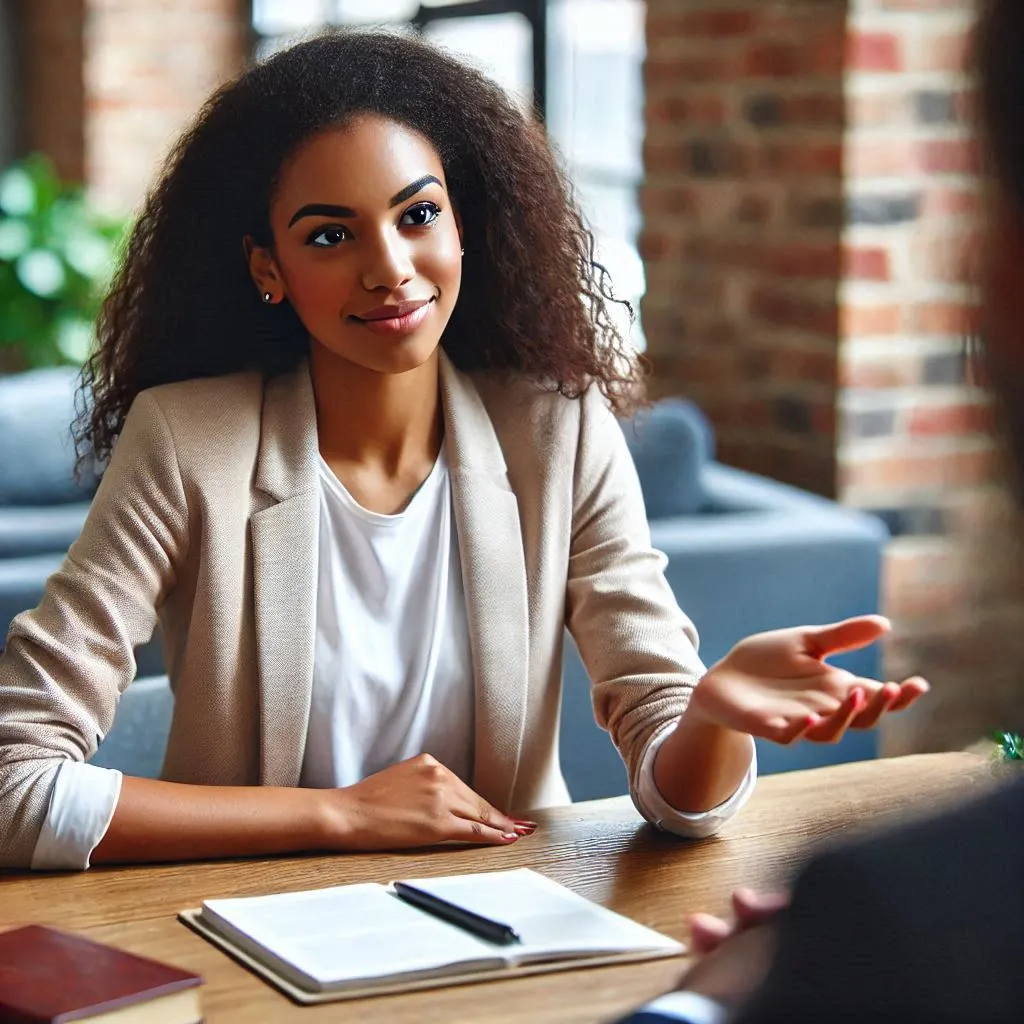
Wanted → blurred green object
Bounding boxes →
[995,731,1024,762]
[0,154,126,369]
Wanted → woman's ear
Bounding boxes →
[243,235,283,303]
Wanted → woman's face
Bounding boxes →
[250,115,462,376]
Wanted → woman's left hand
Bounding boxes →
[688,615,929,745]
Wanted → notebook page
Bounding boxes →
[395,868,684,965]
[201,882,504,990]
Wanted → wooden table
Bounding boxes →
[0,752,998,1023]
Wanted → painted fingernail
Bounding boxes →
[501,832,519,842]
[513,819,538,827]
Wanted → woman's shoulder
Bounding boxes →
[136,368,265,422]
[119,368,267,467]
[469,369,609,435]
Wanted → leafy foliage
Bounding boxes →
[0,154,126,368]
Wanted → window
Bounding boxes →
[250,0,646,349]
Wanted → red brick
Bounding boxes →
[744,42,805,78]
[841,304,904,337]
[912,228,980,284]
[911,32,969,73]
[848,91,908,128]
[646,93,728,126]
[921,187,982,219]
[841,447,996,490]
[912,302,975,336]
[765,244,842,280]
[749,289,839,335]
[906,403,993,438]
[918,138,981,175]
[844,246,890,281]
[847,137,921,178]
[840,355,921,389]
[848,32,903,72]
[646,53,741,86]
[678,11,758,37]
[760,142,844,177]
[637,231,678,262]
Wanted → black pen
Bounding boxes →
[392,882,522,946]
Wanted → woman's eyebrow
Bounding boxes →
[287,174,444,228]
[388,174,443,207]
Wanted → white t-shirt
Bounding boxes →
[29,453,756,869]
[300,450,474,788]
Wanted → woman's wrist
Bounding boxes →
[307,786,357,850]
[653,704,753,814]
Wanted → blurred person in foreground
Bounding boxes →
[620,1,1024,1022]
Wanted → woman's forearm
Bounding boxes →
[91,775,330,864]
[652,708,754,814]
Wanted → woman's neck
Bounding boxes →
[308,344,443,476]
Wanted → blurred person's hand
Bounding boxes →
[674,889,789,1012]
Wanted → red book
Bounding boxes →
[0,925,203,1024]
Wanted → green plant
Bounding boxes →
[0,154,127,369]
[994,731,1024,763]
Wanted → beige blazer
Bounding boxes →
[0,353,702,867]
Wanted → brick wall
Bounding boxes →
[84,0,247,211]
[20,0,87,182]
[841,0,999,754]
[641,0,848,497]
[643,1,1002,752]
[841,0,985,618]
[14,0,246,211]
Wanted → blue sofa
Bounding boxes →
[0,368,97,641]
[1,372,887,792]
[0,367,165,677]
[558,399,889,800]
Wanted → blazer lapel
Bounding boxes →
[441,354,530,812]
[250,364,320,786]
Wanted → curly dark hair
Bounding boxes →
[78,28,645,466]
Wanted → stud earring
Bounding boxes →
[460,248,465,256]
[262,292,273,304]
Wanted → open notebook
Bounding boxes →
[179,867,684,1003]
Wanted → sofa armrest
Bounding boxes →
[651,508,886,670]
[701,462,866,518]
[0,504,91,558]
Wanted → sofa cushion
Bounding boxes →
[0,368,99,505]
[622,398,713,518]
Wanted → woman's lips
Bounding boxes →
[350,298,434,335]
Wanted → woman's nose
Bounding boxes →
[361,231,415,292]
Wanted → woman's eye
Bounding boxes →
[400,202,441,228]
[308,226,349,248]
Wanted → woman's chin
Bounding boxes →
[310,334,443,377]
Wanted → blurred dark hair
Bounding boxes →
[976,0,1024,214]
[79,30,642,465]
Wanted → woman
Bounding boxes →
[0,31,926,871]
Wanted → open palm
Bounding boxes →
[690,615,929,745]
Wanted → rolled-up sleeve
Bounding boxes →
[634,717,757,838]
[30,761,122,870]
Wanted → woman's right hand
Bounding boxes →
[320,754,534,851]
